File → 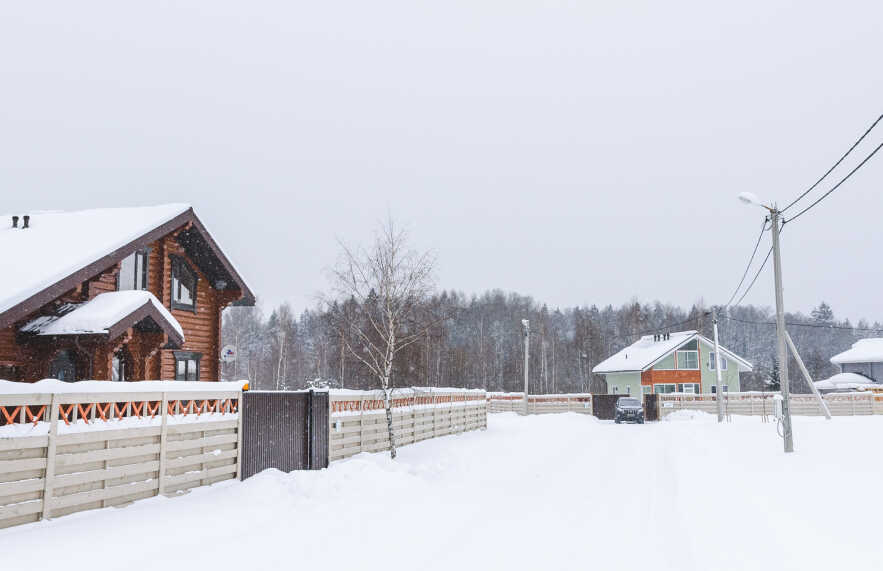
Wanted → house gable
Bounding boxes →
[0,205,254,331]
[0,205,253,383]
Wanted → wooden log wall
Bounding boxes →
[0,388,242,530]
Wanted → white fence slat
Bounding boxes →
[42,394,59,520]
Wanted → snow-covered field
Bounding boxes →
[3,412,882,570]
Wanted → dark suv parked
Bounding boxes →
[614,397,644,424]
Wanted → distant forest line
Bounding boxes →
[221,293,882,394]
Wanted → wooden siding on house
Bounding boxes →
[641,369,702,386]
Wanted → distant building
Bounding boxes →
[814,338,883,393]
[0,205,254,382]
[592,330,752,396]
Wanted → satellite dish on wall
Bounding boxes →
[221,345,236,363]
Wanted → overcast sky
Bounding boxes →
[2,1,881,323]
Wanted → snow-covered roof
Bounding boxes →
[814,372,880,392]
[830,338,883,365]
[0,204,255,329]
[592,330,752,374]
[20,291,184,346]
[0,204,189,317]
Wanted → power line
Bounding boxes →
[722,314,883,333]
[731,245,773,309]
[617,316,699,341]
[724,218,769,308]
[786,140,883,224]
[782,113,883,213]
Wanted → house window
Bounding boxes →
[171,256,198,312]
[111,349,131,382]
[642,385,652,395]
[118,250,149,291]
[676,350,699,370]
[654,383,676,394]
[708,352,728,371]
[174,351,201,381]
[678,383,700,394]
[612,385,619,394]
[49,350,78,382]
[711,385,729,394]
[626,385,631,395]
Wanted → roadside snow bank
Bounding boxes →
[3,412,882,571]
[663,409,718,422]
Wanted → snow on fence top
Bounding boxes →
[329,387,485,398]
[0,204,191,316]
[329,387,486,414]
[487,392,593,399]
[0,379,247,395]
[0,379,245,437]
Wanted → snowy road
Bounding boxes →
[3,412,882,570]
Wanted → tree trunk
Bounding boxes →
[382,385,397,460]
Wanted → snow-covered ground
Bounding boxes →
[3,412,882,570]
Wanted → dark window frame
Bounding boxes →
[116,248,151,292]
[170,255,198,313]
[112,348,132,382]
[173,351,202,382]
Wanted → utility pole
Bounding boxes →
[711,308,724,423]
[522,319,530,416]
[770,206,794,453]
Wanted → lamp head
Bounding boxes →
[738,192,762,206]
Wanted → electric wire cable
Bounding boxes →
[782,113,883,213]
[786,140,883,224]
[616,316,699,341]
[730,245,773,309]
[722,314,883,333]
[724,218,769,309]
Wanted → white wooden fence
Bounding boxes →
[329,389,487,462]
[659,391,883,418]
[487,392,593,415]
[0,385,242,529]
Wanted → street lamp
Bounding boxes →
[739,194,794,453]
[522,320,530,416]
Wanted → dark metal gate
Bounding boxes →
[592,394,623,420]
[643,393,659,421]
[240,390,329,479]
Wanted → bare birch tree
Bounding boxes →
[327,217,436,459]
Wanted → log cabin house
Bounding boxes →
[0,204,254,383]
[592,330,752,396]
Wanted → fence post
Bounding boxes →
[158,392,170,495]
[235,392,244,480]
[42,394,59,520]
[359,395,365,454]
[306,389,314,470]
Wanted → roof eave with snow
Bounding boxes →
[592,330,752,374]
[21,291,185,347]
